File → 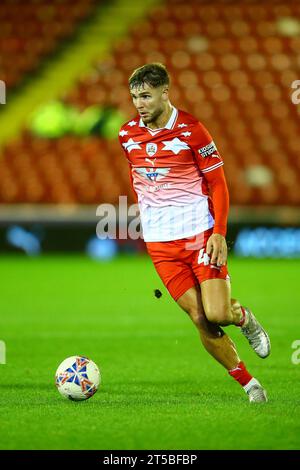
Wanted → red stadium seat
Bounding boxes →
[1,0,300,206]
[0,0,97,89]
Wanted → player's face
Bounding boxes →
[130,83,168,125]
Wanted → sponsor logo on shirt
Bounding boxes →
[198,141,217,158]
[135,167,170,182]
[147,183,171,192]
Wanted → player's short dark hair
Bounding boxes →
[129,63,170,89]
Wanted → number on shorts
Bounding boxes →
[197,248,210,265]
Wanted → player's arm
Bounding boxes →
[127,165,138,203]
[203,166,229,266]
[118,129,138,203]
[190,121,229,266]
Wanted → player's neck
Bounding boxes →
[146,103,173,130]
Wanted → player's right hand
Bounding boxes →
[206,233,228,266]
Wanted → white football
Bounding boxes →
[55,356,100,401]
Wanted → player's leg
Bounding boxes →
[200,278,271,358]
[177,285,267,403]
[200,278,241,325]
[190,229,271,358]
[146,240,241,370]
[146,238,267,402]
[176,285,241,370]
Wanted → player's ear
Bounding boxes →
[162,87,169,101]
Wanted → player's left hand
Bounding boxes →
[206,233,227,266]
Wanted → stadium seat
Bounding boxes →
[1,0,299,206]
[0,0,97,89]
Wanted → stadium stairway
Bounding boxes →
[0,0,161,150]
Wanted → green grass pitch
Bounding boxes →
[0,254,299,450]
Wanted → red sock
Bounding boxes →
[237,307,247,327]
[228,361,253,387]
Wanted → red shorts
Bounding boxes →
[146,228,230,301]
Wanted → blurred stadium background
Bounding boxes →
[0,0,300,257]
[1,0,300,451]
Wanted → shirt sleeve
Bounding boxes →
[118,131,128,158]
[204,166,229,237]
[189,122,228,236]
[118,129,138,202]
[189,121,224,174]
[128,164,138,203]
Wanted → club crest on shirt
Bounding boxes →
[146,143,157,157]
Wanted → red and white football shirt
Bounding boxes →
[119,107,224,242]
